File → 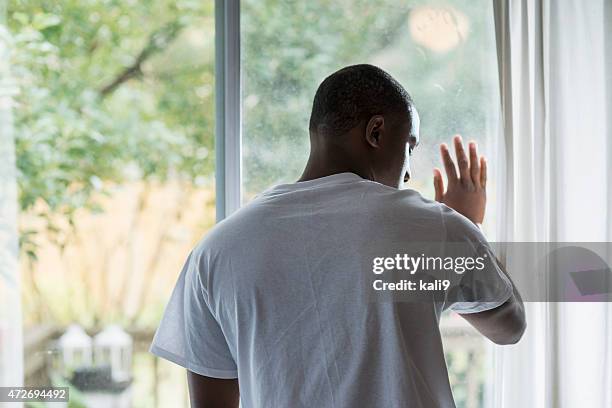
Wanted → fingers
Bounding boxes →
[440,143,458,184]
[469,141,480,187]
[480,156,487,188]
[453,135,472,186]
[433,168,444,202]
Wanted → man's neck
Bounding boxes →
[298,156,370,183]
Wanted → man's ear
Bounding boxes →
[365,115,385,148]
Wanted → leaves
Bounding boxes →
[8,0,215,248]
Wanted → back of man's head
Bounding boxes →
[308,64,413,137]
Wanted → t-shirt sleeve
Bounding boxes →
[149,251,238,379]
[440,206,513,314]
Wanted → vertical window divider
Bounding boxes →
[215,0,242,221]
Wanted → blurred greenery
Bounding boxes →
[7,0,215,256]
[8,0,497,249]
[242,0,498,195]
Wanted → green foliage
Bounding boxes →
[8,0,497,245]
[241,0,411,191]
[241,0,498,194]
[8,0,215,253]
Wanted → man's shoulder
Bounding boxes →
[191,183,456,255]
[367,183,445,217]
[191,200,266,256]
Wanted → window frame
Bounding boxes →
[215,0,242,221]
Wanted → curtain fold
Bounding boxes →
[492,0,612,407]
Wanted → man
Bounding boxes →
[151,64,525,407]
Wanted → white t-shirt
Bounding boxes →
[150,172,512,408]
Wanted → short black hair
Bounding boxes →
[309,64,413,136]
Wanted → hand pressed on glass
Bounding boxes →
[433,135,487,225]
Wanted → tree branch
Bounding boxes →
[99,20,185,97]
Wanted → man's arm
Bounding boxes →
[459,254,526,345]
[433,135,526,345]
[187,371,239,408]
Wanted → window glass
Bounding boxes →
[8,1,215,406]
[242,1,500,406]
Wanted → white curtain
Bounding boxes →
[0,20,23,388]
[491,0,612,407]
